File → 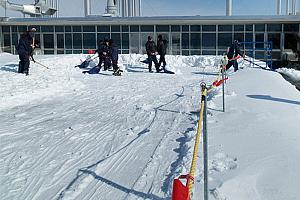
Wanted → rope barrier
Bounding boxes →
[188,84,207,196]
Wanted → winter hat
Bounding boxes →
[158,35,162,40]
[148,36,152,40]
[30,28,37,32]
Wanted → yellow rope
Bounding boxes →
[188,87,207,196]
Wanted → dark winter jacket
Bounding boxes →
[227,41,243,59]
[145,40,157,56]
[157,39,167,55]
[16,31,34,56]
[110,44,118,61]
[96,42,110,58]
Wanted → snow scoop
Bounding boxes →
[212,77,228,87]
[172,175,193,200]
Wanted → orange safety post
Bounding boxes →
[172,175,194,200]
[87,49,95,54]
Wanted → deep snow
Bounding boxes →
[0,53,300,200]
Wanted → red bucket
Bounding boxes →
[172,175,194,200]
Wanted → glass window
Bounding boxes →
[43,34,54,48]
[171,33,180,55]
[73,33,82,49]
[171,25,180,32]
[255,24,265,32]
[267,24,281,32]
[4,34,11,47]
[245,33,254,49]
[122,33,129,49]
[111,33,121,48]
[234,33,244,43]
[202,33,216,49]
[130,25,139,32]
[284,33,298,51]
[44,50,54,54]
[182,33,189,49]
[182,50,189,56]
[182,25,189,32]
[255,33,264,48]
[57,34,64,48]
[57,50,64,54]
[191,50,201,55]
[97,25,110,32]
[156,25,169,32]
[12,33,18,46]
[268,33,280,49]
[130,33,139,53]
[111,25,120,32]
[234,25,244,32]
[284,24,299,32]
[11,26,17,32]
[18,26,27,33]
[41,26,54,32]
[122,25,129,32]
[65,33,72,49]
[202,25,216,32]
[218,25,232,32]
[83,33,96,49]
[83,26,95,32]
[141,25,154,32]
[73,26,82,32]
[55,26,64,32]
[2,26,10,33]
[66,50,72,54]
[190,33,201,49]
[202,50,216,55]
[65,26,71,32]
[190,25,201,32]
[218,33,232,49]
[97,33,110,42]
[245,24,253,31]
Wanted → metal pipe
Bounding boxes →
[84,0,91,16]
[226,0,232,16]
[277,0,281,15]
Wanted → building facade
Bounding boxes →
[0,15,299,62]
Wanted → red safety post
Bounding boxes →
[172,175,194,200]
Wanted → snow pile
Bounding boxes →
[1,53,300,200]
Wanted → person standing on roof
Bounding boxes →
[145,36,160,73]
[16,28,36,75]
[225,40,244,72]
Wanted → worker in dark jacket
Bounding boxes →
[109,39,121,76]
[225,40,244,72]
[96,39,111,71]
[145,36,160,73]
[16,28,36,75]
[157,35,167,72]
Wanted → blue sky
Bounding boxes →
[0,0,297,17]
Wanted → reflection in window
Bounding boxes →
[122,33,129,49]
[182,33,189,49]
[172,33,180,55]
[83,33,96,49]
[57,34,64,49]
[65,34,72,49]
[73,33,82,49]
[43,34,54,48]
[284,24,299,32]
[111,33,121,48]
[218,33,232,49]
[190,33,201,49]
[268,33,280,49]
[130,33,139,53]
[284,33,298,51]
[202,33,216,49]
